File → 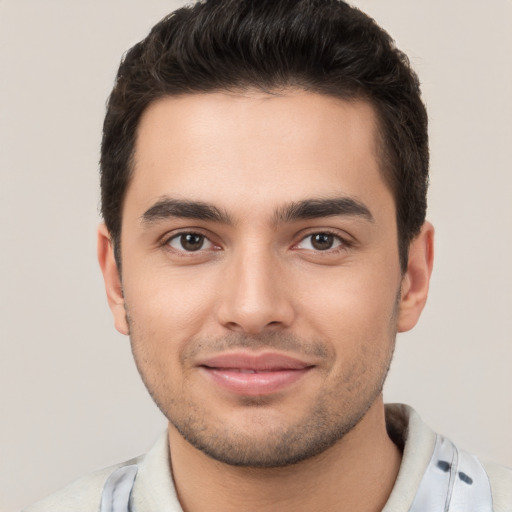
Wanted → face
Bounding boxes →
[100,90,428,467]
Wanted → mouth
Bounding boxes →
[198,352,315,396]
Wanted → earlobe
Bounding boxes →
[397,222,435,333]
[97,224,130,336]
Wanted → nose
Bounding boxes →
[216,246,295,334]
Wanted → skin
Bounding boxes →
[98,90,434,511]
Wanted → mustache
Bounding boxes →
[182,332,332,363]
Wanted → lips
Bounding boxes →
[198,352,314,396]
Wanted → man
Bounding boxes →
[25,0,511,510]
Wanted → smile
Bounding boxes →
[198,352,315,396]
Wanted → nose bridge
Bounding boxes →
[217,239,293,333]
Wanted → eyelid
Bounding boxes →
[157,227,353,254]
[293,229,354,251]
[160,229,221,252]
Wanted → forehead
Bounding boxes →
[126,90,392,220]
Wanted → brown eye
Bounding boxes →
[311,233,335,250]
[168,233,208,251]
[181,233,204,251]
[296,232,344,251]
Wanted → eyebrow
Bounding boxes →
[141,198,232,225]
[273,197,374,224]
[140,196,373,226]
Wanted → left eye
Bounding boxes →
[167,233,214,252]
[296,233,344,251]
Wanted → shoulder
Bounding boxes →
[482,459,512,512]
[384,404,512,511]
[23,457,141,512]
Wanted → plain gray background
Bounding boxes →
[1,1,511,510]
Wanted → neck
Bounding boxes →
[168,397,402,512]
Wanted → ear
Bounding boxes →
[97,224,129,335]
[397,221,435,333]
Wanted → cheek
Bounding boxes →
[123,266,217,347]
[294,262,400,346]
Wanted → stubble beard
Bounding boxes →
[168,374,390,468]
[128,324,397,468]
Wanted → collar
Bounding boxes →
[383,404,493,511]
[100,404,493,512]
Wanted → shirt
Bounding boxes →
[25,404,512,511]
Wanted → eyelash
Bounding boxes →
[293,230,352,253]
[160,229,352,255]
[160,230,218,255]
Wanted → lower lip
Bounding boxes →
[201,367,312,396]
